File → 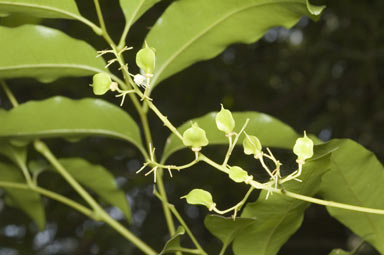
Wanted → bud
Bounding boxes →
[243,133,262,157]
[91,73,112,95]
[136,42,156,76]
[182,123,209,151]
[229,166,248,183]
[215,104,235,134]
[181,189,215,210]
[293,131,314,161]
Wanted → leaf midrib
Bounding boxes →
[262,167,317,254]
[0,2,81,19]
[333,159,380,240]
[0,64,104,74]
[150,0,303,87]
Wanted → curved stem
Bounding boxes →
[93,0,115,47]
[0,181,95,219]
[93,0,178,246]
[33,139,156,254]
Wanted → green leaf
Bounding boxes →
[232,143,333,255]
[0,25,106,83]
[57,158,131,222]
[146,0,325,89]
[0,161,45,229]
[204,215,254,253]
[319,139,384,253]
[162,111,299,162]
[0,96,146,156]
[159,226,186,254]
[119,0,161,29]
[0,0,81,19]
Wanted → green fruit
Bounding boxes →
[181,189,215,210]
[182,123,209,151]
[136,42,156,76]
[243,133,262,156]
[92,73,112,95]
[293,131,314,161]
[229,166,248,183]
[215,104,235,134]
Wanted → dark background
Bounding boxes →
[0,0,383,254]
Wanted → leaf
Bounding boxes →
[119,0,161,31]
[319,139,384,253]
[0,0,84,21]
[146,0,325,89]
[0,161,45,229]
[159,226,185,254]
[0,140,27,166]
[204,215,254,253]
[162,111,299,162]
[0,96,146,156]
[57,158,131,222]
[0,25,106,83]
[232,143,333,255]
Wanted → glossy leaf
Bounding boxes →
[57,158,131,222]
[119,0,161,30]
[159,226,186,254]
[0,25,106,83]
[204,215,254,253]
[319,139,384,253]
[232,143,333,255]
[0,0,82,19]
[146,0,325,89]
[0,161,45,229]
[162,111,299,162]
[0,97,146,156]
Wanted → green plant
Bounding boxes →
[0,1,383,254]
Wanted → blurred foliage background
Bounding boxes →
[0,0,383,254]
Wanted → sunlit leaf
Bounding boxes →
[0,97,146,156]
[0,0,99,32]
[146,0,325,89]
[0,25,105,83]
[319,139,384,253]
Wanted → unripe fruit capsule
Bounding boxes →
[216,104,235,134]
[136,42,156,76]
[92,73,112,95]
[243,133,262,157]
[293,131,314,161]
[181,189,215,210]
[182,123,209,151]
